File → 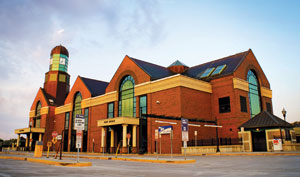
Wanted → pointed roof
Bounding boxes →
[80,76,109,97]
[168,60,188,67]
[184,50,250,79]
[129,56,173,80]
[239,111,293,129]
[40,88,56,106]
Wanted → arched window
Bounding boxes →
[72,92,82,129]
[119,75,136,117]
[35,101,42,128]
[247,70,261,118]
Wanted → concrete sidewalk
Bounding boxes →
[0,153,92,167]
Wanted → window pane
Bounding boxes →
[84,108,88,131]
[200,67,215,78]
[119,76,135,117]
[108,103,114,118]
[247,70,261,118]
[219,97,230,113]
[240,96,247,113]
[65,112,70,130]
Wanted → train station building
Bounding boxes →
[16,45,288,154]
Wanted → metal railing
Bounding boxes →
[187,138,242,147]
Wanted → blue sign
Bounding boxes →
[159,126,173,134]
[181,118,188,132]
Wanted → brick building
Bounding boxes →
[15,45,273,154]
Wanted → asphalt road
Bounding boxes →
[1,156,300,177]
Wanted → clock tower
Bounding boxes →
[44,45,70,106]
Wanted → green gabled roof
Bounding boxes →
[168,60,188,67]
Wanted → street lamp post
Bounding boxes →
[282,108,288,140]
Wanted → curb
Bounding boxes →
[0,156,92,167]
[43,155,196,164]
[194,152,300,156]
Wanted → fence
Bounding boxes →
[187,138,242,147]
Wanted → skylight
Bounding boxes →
[200,67,215,78]
[211,64,226,76]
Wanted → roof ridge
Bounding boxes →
[190,50,249,69]
[265,111,280,124]
[80,76,109,84]
[129,56,167,69]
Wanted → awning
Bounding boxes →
[97,117,139,127]
[239,111,293,129]
[15,127,45,134]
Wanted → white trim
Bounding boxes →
[155,120,177,125]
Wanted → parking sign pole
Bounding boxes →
[170,130,173,160]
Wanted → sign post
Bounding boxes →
[46,141,52,158]
[52,131,58,153]
[158,126,173,159]
[75,115,85,163]
[194,131,197,146]
[181,118,189,160]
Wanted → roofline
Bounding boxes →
[129,56,153,78]
[78,76,92,96]
[233,49,251,72]
[189,50,250,69]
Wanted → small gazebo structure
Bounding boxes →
[238,111,294,152]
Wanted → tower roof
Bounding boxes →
[51,45,69,57]
[168,60,188,67]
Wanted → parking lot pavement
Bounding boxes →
[1,155,300,177]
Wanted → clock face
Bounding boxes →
[60,58,65,65]
[50,59,53,65]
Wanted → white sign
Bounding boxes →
[158,126,172,135]
[273,139,282,151]
[76,130,82,149]
[75,115,85,131]
[182,131,189,141]
[56,135,62,140]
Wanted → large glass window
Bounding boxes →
[65,112,70,130]
[119,76,136,117]
[84,108,89,131]
[139,95,147,118]
[35,102,42,128]
[108,102,114,118]
[240,96,247,113]
[72,92,82,129]
[247,70,261,118]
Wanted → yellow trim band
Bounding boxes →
[233,78,249,92]
[261,87,272,98]
[135,74,212,96]
[55,104,72,115]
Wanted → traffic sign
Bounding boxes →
[52,131,58,137]
[75,115,85,131]
[181,118,188,132]
[76,130,82,148]
[56,135,62,140]
[182,131,189,141]
[52,137,57,144]
[47,141,52,147]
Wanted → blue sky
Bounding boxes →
[0,0,299,139]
